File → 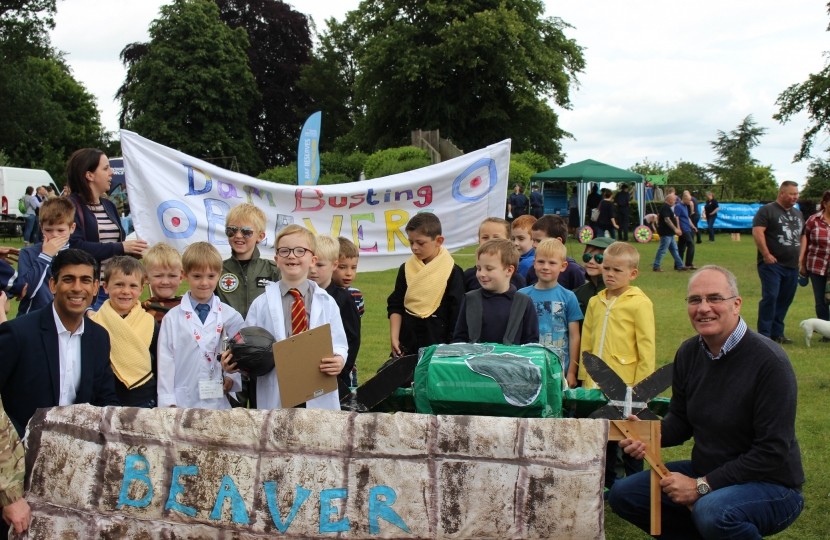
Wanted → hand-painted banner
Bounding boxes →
[21,405,607,539]
[298,111,322,186]
[698,202,802,230]
[121,130,511,272]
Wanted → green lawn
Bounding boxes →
[3,234,827,539]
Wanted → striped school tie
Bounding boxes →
[288,288,308,335]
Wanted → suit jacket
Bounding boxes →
[0,304,119,437]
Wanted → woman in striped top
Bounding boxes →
[67,149,148,311]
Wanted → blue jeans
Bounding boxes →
[653,234,684,270]
[808,272,829,321]
[707,215,716,241]
[597,224,616,239]
[757,263,798,337]
[23,214,37,243]
[608,460,804,540]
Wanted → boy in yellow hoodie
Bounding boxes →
[577,241,655,492]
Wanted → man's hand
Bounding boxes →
[660,472,701,505]
[41,234,69,257]
[0,247,19,264]
[220,350,239,374]
[320,355,345,376]
[763,253,778,264]
[618,415,648,460]
[2,498,31,533]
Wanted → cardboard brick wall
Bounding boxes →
[21,405,608,539]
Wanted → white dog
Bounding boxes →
[799,318,830,347]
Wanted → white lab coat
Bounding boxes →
[245,280,348,410]
[157,292,244,409]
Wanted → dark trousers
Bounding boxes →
[808,272,830,320]
[609,460,804,540]
[617,210,630,240]
[757,263,799,338]
[706,215,716,241]
[691,213,701,242]
[597,223,616,239]
[604,442,643,489]
[530,206,544,218]
[678,231,695,266]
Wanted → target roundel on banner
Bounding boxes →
[157,201,197,239]
[634,225,653,244]
[452,158,498,203]
[578,226,594,244]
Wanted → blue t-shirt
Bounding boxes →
[518,284,583,374]
[518,248,535,278]
[674,202,692,233]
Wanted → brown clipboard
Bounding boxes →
[272,323,337,408]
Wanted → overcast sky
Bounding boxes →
[51,0,829,184]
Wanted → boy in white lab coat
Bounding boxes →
[230,224,347,410]
[157,242,245,409]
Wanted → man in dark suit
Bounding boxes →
[0,249,119,437]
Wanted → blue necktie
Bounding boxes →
[195,303,210,323]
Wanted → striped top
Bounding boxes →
[89,203,121,278]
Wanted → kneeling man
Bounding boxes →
[609,265,804,539]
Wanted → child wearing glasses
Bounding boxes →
[524,215,586,290]
[217,203,281,408]
[519,238,583,388]
[234,224,347,410]
[573,236,616,317]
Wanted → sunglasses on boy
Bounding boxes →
[582,253,604,264]
[225,226,255,238]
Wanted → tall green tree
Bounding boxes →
[800,156,830,198]
[667,161,712,185]
[302,0,584,164]
[708,115,777,200]
[628,158,669,176]
[774,2,830,162]
[118,0,262,174]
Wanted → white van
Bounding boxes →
[0,167,59,216]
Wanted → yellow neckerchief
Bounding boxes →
[403,246,454,318]
[91,300,154,389]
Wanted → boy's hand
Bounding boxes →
[223,376,233,393]
[0,246,19,264]
[42,234,69,257]
[220,350,239,374]
[0,291,8,323]
[320,355,345,376]
[566,372,578,388]
[390,338,402,357]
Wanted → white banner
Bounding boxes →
[121,131,511,272]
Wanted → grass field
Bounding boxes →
[3,234,827,539]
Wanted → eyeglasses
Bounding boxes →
[582,253,604,264]
[225,226,255,238]
[685,295,737,306]
[277,247,313,258]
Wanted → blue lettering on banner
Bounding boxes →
[319,488,350,533]
[204,199,230,245]
[264,483,311,533]
[117,455,154,509]
[157,201,197,239]
[165,465,199,517]
[369,485,411,534]
[186,166,212,196]
[210,475,250,524]
[452,158,497,203]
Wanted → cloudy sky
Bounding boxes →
[51,0,829,184]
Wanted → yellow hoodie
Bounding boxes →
[578,286,655,388]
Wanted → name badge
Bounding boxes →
[199,378,224,400]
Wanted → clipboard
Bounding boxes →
[272,324,337,408]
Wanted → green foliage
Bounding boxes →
[0,0,56,63]
[628,158,669,176]
[318,173,352,185]
[320,151,367,181]
[508,160,535,190]
[363,146,430,179]
[667,161,712,184]
[708,115,775,199]
[118,0,262,174]
[258,163,296,184]
[512,151,551,174]
[304,0,584,163]
[0,150,8,166]
[800,156,830,198]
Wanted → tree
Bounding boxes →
[118,0,263,174]
[214,0,313,168]
[0,0,55,62]
[628,158,669,177]
[800,156,830,198]
[708,115,777,199]
[667,161,712,185]
[303,0,584,164]
[774,3,830,162]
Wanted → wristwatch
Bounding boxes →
[696,477,711,496]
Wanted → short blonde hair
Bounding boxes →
[143,242,182,272]
[535,238,567,261]
[476,238,519,270]
[276,224,317,253]
[604,241,640,269]
[315,235,340,264]
[182,242,223,273]
[103,256,146,283]
[337,236,359,259]
[225,203,266,232]
[478,217,510,238]
[511,215,536,233]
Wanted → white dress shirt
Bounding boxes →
[52,305,83,406]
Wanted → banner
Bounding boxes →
[121,130,511,272]
[22,405,607,539]
[698,202,802,230]
[298,111,322,186]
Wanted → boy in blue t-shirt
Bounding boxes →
[520,238,583,387]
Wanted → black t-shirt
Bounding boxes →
[657,202,677,237]
[598,200,615,226]
[614,191,631,208]
[704,198,719,216]
[752,202,804,268]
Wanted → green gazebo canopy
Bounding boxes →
[531,159,645,183]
